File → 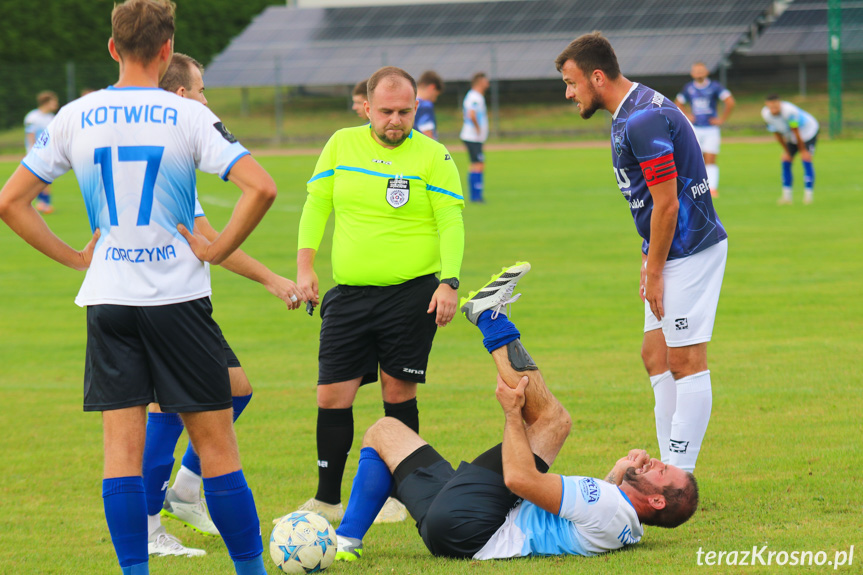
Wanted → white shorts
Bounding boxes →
[644,239,727,347]
[693,125,721,155]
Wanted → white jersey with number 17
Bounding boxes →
[22,87,249,308]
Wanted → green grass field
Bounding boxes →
[1,140,861,574]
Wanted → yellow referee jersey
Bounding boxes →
[298,125,464,286]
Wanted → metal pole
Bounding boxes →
[274,58,283,145]
[490,45,500,139]
[799,58,807,98]
[827,0,842,137]
[66,61,76,102]
[241,87,249,117]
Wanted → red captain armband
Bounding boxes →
[640,153,677,186]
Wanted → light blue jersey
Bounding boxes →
[460,89,488,143]
[473,476,643,559]
[22,87,248,307]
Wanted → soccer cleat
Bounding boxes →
[274,498,344,525]
[147,525,206,557]
[373,497,408,524]
[777,196,793,205]
[460,262,531,325]
[161,488,220,537]
[803,191,814,205]
[335,535,363,562]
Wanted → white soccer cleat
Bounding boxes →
[147,525,206,557]
[161,488,220,537]
[803,191,813,205]
[274,498,344,525]
[373,497,408,524]
[777,195,793,205]
[460,262,531,325]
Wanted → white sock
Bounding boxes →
[705,164,720,191]
[782,186,793,200]
[148,514,162,538]
[668,370,712,473]
[172,465,202,503]
[649,371,676,463]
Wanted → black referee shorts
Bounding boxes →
[83,297,232,413]
[393,444,549,558]
[317,274,438,386]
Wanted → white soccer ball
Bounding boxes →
[270,511,337,573]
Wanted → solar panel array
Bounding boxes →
[204,0,775,88]
[748,1,863,55]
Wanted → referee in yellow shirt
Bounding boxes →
[295,66,465,524]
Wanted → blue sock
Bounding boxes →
[468,173,478,201]
[475,171,484,201]
[476,310,520,353]
[803,161,814,190]
[782,161,793,187]
[103,477,148,569]
[336,447,394,541]
[121,564,149,575]
[181,394,252,476]
[233,556,267,575]
[142,412,184,515]
[204,470,264,566]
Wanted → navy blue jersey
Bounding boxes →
[676,80,730,127]
[611,84,727,260]
[416,98,437,140]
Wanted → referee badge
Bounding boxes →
[386,177,410,208]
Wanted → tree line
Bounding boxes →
[0,0,283,131]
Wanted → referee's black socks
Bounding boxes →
[384,397,419,434]
[315,407,354,505]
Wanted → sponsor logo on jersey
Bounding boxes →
[614,134,623,156]
[34,130,50,150]
[214,122,238,143]
[690,178,710,199]
[579,478,601,504]
[629,198,644,209]
[652,92,665,107]
[669,439,689,453]
[444,154,451,161]
[618,524,639,546]
[372,158,392,165]
[675,318,689,330]
[614,167,631,192]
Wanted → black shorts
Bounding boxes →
[215,324,241,369]
[788,134,817,157]
[393,444,549,558]
[463,140,485,164]
[317,274,438,385]
[83,297,232,413]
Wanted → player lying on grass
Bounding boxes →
[332,262,699,561]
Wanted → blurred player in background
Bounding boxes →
[460,72,490,202]
[351,79,368,120]
[675,62,735,198]
[556,32,727,474]
[416,70,443,140]
[761,94,819,205]
[140,52,302,558]
[23,90,59,213]
[334,263,698,562]
[0,1,277,574]
[293,66,464,526]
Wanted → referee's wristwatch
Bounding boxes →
[440,277,459,290]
